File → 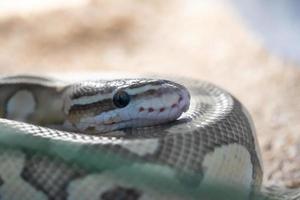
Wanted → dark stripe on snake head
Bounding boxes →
[100,186,142,200]
[68,98,115,115]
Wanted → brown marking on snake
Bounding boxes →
[100,186,141,200]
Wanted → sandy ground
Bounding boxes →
[0,0,299,188]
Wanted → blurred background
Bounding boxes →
[0,0,299,188]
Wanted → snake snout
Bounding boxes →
[178,86,191,113]
[126,83,191,130]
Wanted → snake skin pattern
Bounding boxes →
[0,76,299,200]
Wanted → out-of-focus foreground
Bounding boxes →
[0,0,299,188]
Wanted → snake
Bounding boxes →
[0,75,299,200]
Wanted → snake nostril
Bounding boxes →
[178,96,183,102]
[139,107,145,112]
[148,108,154,112]
[159,108,165,112]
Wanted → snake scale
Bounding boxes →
[0,75,299,200]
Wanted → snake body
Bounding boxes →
[0,75,298,200]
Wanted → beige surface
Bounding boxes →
[0,0,299,188]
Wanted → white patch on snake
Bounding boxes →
[119,139,160,156]
[201,144,252,198]
[67,164,182,200]
[0,149,47,200]
[6,90,35,121]
[125,85,162,96]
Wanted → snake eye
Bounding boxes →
[113,90,130,108]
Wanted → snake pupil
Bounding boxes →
[113,91,130,108]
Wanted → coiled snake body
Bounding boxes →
[0,75,298,200]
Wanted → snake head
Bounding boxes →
[63,79,190,134]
